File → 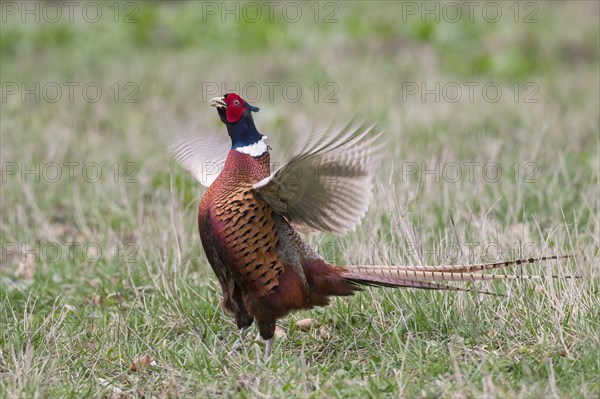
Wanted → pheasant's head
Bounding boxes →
[210,93,260,124]
[210,93,268,157]
[210,93,266,155]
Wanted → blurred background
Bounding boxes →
[2,0,598,235]
[1,1,598,397]
[2,0,598,262]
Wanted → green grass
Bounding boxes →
[1,1,599,398]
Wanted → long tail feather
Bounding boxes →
[343,272,480,292]
[347,255,572,274]
[341,254,574,294]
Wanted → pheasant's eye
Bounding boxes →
[233,99,240,106]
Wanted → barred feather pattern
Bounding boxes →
[342,255,573,294]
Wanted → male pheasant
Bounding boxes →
[170,93,568,358]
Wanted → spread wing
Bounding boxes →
[168,133,231,187]
[252,121,384,234]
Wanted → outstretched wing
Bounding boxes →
[253,121,384,234]
[168,133,231,187]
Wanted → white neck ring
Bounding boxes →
[235,137,268,157]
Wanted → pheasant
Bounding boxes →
[170,93,569,358]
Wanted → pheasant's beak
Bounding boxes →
[209,96,226,109]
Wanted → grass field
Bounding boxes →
[1,1,599,398]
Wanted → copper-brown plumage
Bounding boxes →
[197,147,357,342]
[170,93,571,358]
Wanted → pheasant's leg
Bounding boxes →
[258,322,276,360]
[229,326,250,355]
[264,337,274,360]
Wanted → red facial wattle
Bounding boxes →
[222,93,259,123]
[226,106,243,123]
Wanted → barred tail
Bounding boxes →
[341,255,575,295]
